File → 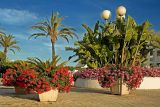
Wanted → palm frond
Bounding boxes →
[32,25,48,33]
[60,35,69,43]
[29,33,47,39]
[10,45,21,51]
[27,56,67,71]
[9,49,16,54]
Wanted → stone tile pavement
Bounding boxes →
[0,87,160,107]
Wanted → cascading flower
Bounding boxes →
[73,65,160,90]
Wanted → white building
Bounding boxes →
[149,48,160,67]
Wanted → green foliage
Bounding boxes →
[0,51,6,62]
[27,56,67,72]
[0,52,12,74]
[30,12,77,61]
[12,60,35,70]
[66,16,160,68]
[0,34,20,60]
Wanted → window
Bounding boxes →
[157,50,160,56]
[150,50,153,56]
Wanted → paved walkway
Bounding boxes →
[0,87,160,107]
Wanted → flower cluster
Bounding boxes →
[2,68,17,86]
[50,68,73,93]
[98,65,144,89]
[26,78,52,94]
[2,64,73,94]
[73,68,100,81]
[142,67,160,77]
[2,68,37,89]
[73,65,146,89]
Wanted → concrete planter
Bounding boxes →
[14,86,26,94]
[138,77,160,89]
[39,89,58,102]
[75,78,102,89]
[111,79,130,95]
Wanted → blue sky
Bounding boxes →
[0,0,160,66]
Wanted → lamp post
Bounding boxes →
[101,6,127,65]
[101,6,126,20]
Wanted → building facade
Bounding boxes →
[149,48,160,67]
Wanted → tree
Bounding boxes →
[66,16,160,68]
[30,12,78,61]
[0,34,20,60]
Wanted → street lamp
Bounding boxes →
[101,6,126,20]
[101,10,111,20]
[116,6,126,16]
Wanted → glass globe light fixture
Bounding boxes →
[101,10,111,20]
[116,6,126,16]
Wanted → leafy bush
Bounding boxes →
[66,17,160,68]
[2,57,73,94]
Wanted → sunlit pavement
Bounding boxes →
[0,87,160,107]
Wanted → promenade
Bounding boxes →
[0,87,160,107]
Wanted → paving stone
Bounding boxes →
[0,87,160,107]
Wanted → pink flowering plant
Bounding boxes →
[98,65,144,90]
[142,67,160,77]
[73,68,100,81]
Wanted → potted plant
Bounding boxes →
[24,67,73,102]
[27,57,73,102]
[2,57,73,101]
[98,64,144,95]
[74,68,102,89]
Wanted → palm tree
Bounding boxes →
[0,31,5,37]
[0,34,20,60]
[30,12,78,61]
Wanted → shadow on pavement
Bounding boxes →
[0,87,112,102]
[0,88,39,101]
[71,87,111,94]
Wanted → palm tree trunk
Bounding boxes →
[51,40,56,61]
[3,47,7,60]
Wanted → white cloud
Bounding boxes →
[0,8,38,24]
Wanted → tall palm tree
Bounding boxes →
[30,12,78,61]
[0,34,20,60]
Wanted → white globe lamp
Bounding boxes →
[116,6,126,16]
[101,10,111,20]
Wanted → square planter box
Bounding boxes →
[75,78,102,89]
[111,79,130,95]
[39,89,58,102]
